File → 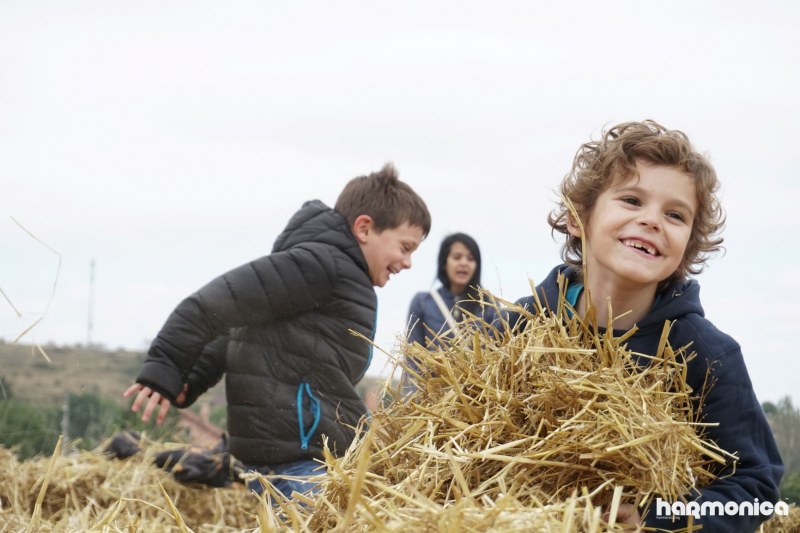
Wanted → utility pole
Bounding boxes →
[61,395,70,455]
[87,259,95,347]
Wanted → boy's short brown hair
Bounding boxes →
[335,163,432,236]
[549,120,725,280]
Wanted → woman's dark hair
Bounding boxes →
[437,233,482,314]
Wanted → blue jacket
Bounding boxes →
[406,286,462,350]
[137,200,376,466]
[404,287,496,392]
[509,265,783,533]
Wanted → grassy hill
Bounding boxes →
[0,341,386,409]
[0,341,147,406]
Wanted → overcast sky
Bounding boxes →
[2,1,798,404]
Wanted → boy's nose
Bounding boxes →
[637,209,661,230]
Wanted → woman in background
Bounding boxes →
[403,233,486,389]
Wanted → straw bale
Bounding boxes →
[759,503,800,533]
[256,285,736,531]
[3,282,785,532]
[0,435,258,532]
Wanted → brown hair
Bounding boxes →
[548,120,725,280]
[335,163,431,236]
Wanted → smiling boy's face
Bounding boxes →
[572,161,697,294]
[353,216,424,287]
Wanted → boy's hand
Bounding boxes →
[124,383,175,425]
[603,503,642,530]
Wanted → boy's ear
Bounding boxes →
[352,214,374,244]
[565,213,583,238]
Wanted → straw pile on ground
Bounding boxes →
[3,282,791,532]
[261,285,735,532]
[761,504,800,532]
[0,436,259,532]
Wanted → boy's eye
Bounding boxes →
[621,196,640,206]
[667,211,686,222]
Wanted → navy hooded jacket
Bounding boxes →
[509,265,783,533]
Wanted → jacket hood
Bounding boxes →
[272,200,368,273]
[538,264,705,332]
[638,275,704,330]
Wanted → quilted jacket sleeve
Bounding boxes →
[136,244,337,401]
[177,335,229,408]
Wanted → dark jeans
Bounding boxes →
[246,459,322,500]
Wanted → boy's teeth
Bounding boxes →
[623,239,655,255]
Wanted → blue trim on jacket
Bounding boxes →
[297,382,321,450]
[356,310,377,383]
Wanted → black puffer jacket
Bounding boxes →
[136,200,377,466]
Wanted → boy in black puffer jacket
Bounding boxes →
[124,163,430,499]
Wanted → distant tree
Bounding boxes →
[782,471,800,505]
[0,400,58,459]
[0,390,187,460]
[67,393,126,450]
[764,396,800,503]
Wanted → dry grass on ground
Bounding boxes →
[0,437,259,532]
[2,283,794,532]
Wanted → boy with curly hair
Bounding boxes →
[511,120,783,531]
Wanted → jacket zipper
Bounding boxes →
[297,382,321,450]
